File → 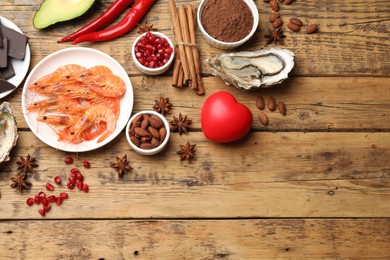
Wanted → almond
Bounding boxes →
[277,101,287,116]
[149,115,164,128]
[148,126,160,139]
[289,18,303,27]
[134,127,150,137]
[256,96,265,110]
[140,143,154,150]
[272,18,283,28]
[133,114,143,123]
[159,127,167,142]
[270,0,279,12]
[130,136,140,147]
[151,137,160,147]
[258,112,269,126]
[268,97,277,111]
[287,23,300,32]
[284,0,295,5]
[306,23,319,34]
[141,116,149,129]
[269,12,280,23]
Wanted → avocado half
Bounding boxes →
[33,0,96,29]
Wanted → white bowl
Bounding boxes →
[197,0,259,50]
[126,111,170,155]
[132,32,175,75]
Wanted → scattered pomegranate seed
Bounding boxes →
[38,191,46,198]
[77,182,84,191]
[68,176,77,185]
[64,156,73,164]
[60,192,69,199]
[46,183,55,191]
[26,198,34,206]
[82,183,89,193]
[56,197,63,206]
[38,209,45,216]
[41,198,49,206]
[47,195,56,203]
[71,168,80,175]
[67,182,75,190]
[54,176,62,184]
[44,204,51,212]
[83,160,90,168]
[76,172,84,182]
[34,195,41,204]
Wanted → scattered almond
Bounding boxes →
[287,23,300,32]
[284,0,295,5]
[277,101,287,116]
[272,18,283,28]
[270,0,279,12]
[306,23,319,34]
[256,96,265,110]
[258,112,269,126]
[269,12,280,23]
[268,97,277,111]
[289,18,303,27]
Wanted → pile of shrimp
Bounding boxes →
[27,64,126,144]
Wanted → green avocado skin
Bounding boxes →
[33,0,96,29]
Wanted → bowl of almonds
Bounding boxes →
[126,111,170,155]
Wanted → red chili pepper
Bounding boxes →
[72,0,155,44]
[58,0,134,43]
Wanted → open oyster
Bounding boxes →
[207,48,295,90]
[0,102,18,163]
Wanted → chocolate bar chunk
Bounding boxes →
[0,60,15,80]
[0,37,8,68]
[0,21,29,60]
[0,19,3,49]
[0,77,16,93]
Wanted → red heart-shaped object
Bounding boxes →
[201,91,253,143]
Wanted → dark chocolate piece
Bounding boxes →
[0,77,16,93]
[0,37,8,68]
[0,60,15,80]
[0,19,3,49]
[0,23,28,60]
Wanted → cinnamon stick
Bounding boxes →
[168,0,190,83]
[185,4,205,96]
[178,5,197,90]
[172,51,181,87]
[177,63,184,88]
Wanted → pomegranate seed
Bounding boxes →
[54,176,62,184]
[76,172,84,182]
[34,195,41,204]
[68,176,77,185]
[71,168,80,175]
[38,191,46,198]
[44,204,51,212]
[38,209,45,216]
[161,38,168,45]
[47,195,56,202]
[26,198,34,206]
[42,198,49,206]
[82,183,89,193]
[56,197,63,206]
[77,182,84,191]
[60,192,69,199]
[67,182,75,190]
[64,156,73,164]
[46,183,55,191]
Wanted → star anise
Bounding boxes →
[10,173,32,192]
[264,27,285,45]
[177,141,196,161]
[137,21,157,34]
[16,154,38,174]
[170,113,192,135]
[111,154,133,178]
[153,96,173,115]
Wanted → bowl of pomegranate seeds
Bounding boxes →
[132,32,175,75]
[126,110,171,155]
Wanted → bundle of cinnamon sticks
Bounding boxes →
[168,0,205,96]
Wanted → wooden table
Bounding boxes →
[1,0,389,258]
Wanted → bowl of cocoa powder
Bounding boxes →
[126,111,170,156]
[197,0,259,50]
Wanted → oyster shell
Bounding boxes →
[0,102,18,163]
[207,48,295,90]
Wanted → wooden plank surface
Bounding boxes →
[1,219,389,259]
[1,131,388,219]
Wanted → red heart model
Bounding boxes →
[201,91,253,143]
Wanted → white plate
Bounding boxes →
[0,16,31,99]
[21,47,134,152]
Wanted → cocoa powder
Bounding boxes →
[201,0,253,42]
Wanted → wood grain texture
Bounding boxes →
[0,219,389,259]
[1,0,389,76]
[6,76,390,130]
[0,132,388,219]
